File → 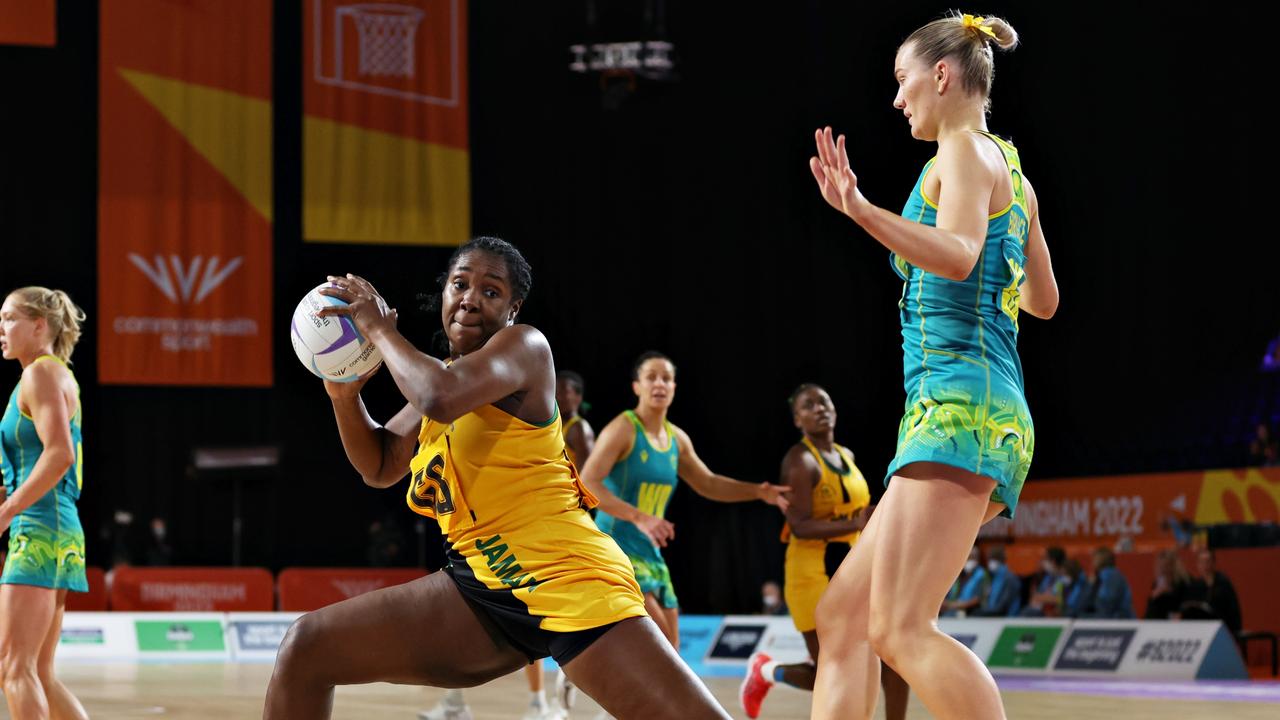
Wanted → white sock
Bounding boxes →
[530,689,546,709]
[760,660,779,684]
[443,689,466,707]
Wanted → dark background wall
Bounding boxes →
[1,1,1274,613]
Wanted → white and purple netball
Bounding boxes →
[290,283,383,382]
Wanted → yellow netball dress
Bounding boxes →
[781,436,870,633]
[405,403,646,663]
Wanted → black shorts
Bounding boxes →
[824,541,852,579]
[445,561,619,666]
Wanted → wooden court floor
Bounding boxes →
[1,662,1277,719]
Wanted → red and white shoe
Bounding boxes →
[739,651,774,719]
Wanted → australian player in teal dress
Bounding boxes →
[805,13,1059,720]
[0,286,90,720]
[580,351,790,650]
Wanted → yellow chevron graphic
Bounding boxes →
[119,68,272,222]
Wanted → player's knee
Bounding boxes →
[866,606,904,663]
[867,612,927,669]
[0,655,39,690]
[816,611,869,655]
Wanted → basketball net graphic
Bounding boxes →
[312,0,460,106]
[339,3,424,78]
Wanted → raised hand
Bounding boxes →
[810,126,869,220]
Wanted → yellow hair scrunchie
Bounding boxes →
[961,14,999,42]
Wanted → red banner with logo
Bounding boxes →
[0,0,56,47]
[981,467,1280,546]
[109,567,274,611]
[98,0,272,385]
[277,567,427,611]
[303,0,469,246]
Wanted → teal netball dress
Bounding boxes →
[1,355,88,591]
[887,130,1035,518]
[593,410,681,608]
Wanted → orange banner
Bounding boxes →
[98,0,272,386]
[303,0,469,246]
[109,567,274,611]
[0,0,55,47]
[277,567,427,611]
[981,467,1280,545]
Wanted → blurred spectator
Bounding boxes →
[1144,549,1194,619]
[1021,546,1068,617]
[1061,558,1093,618]
[104,509,141,567]
[941,545,989,617]
[1081,547,1136,618]
[1249,422,1279,466]
[1183,549,1243,634]
[760,580,787,616]
[102,509,140,596]
[144,517,173,565]
[974,545,1021,617]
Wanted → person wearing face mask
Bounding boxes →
[1061,559,1092,618]
[739,384,908,720]
[941,545,989,617]
[1020,546,1067,616]
[974,545,1022,617]
[760,580,787,616]
[144,517,174,566]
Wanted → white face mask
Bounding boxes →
[987,559,1001,573]
[964,559,979,574]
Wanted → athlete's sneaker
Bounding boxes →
[555,668,578,712]
[416,706,472,720]
[417,690,473,720]
[521,699,566,720]
[739,651,775,719]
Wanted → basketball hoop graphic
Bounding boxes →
[312,0,459,107]
[340,4,424,78]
